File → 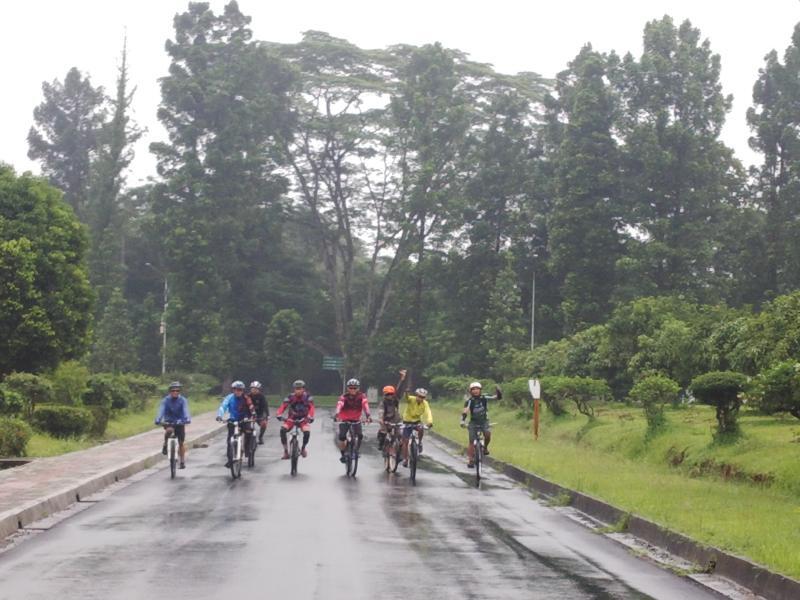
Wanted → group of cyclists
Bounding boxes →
[154,371,499,472]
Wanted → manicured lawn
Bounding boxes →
[433,399,800,579]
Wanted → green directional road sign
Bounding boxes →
[322,356,344,370]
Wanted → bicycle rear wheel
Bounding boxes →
[247,434,256,468]
[169,440,177,479]
[290,438,299,476]
[409,439,418,485]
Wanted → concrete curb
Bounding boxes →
[0,425,224,540]
[429,430,800,600]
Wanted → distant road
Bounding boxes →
[0,414,716,600]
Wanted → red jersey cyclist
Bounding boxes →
[276,379,315,458]
[334,378,372,463]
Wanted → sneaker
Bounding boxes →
[281,451,289,460]
[179,462,186,469]
[467,461,474,468]
[402,460,408,468]
[418,443,423,454]
[301,448,308,458]
[483,447,490,456]
[339,454,347,463]
[161,445,167,455]
[225,461,232,468]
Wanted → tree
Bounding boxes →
[611,17,743,301]
[547,45,621,333]
[27,67,106,220]
[751,361,800,420]
[263,309,303,390]
[629,373,679,432]
[91,287,136,373]
[151,1,295,376]
[0,165,92,375]
[691,371,747,437]
[482,257,526,375]
[87,39,142,312]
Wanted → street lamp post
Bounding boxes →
[530,270,536,351]
[145,263,168,376]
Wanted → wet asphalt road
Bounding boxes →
[0,415,718,600]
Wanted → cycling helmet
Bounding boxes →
[415,387,428,398]
[168,381,182,391]
[469,381,482,390]
[382,385,396,395]
[293,379,306,388]
[249,381,262,389]
[231,380,245,390]
[346,378,360,388]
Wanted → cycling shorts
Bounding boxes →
[163,424,186,444]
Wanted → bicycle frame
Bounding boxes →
[228,418,253,480]
[406,423,428,485]
[289,419,305,476]
[162,421,183,479]
[342,420,365,478]
[382,422,402,473]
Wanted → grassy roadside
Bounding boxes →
[432,399,800,579]
[24,394,341,457]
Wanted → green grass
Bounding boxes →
[433,399,800,579]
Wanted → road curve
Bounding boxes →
[0,414,717,600]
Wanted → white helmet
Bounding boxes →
[250,381,262,389]
[231,380,245,390]
[469,381,482,390]
[415,387,428,398]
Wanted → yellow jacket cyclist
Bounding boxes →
[401,387,433,467]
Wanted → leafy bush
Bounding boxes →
[83,374,131,410]
[428,376,498,399]
[539,376,611,419]
[31,405,92,438]
[0,417,33,456]
[504,377,532,407]
[2,372,54,417]
[85,406,110,437]
[691,371,747,436]
[0,386,24,417]
[120,373,160,411]
[628,374,679,432]
[164,372,218,395]
[750,361,800,420]
[50,360,89,405]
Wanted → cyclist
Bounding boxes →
[276,380,315,459]
[155,381,192,469]
[249,381,269,445]
[401,386,433,467]
[377,369,407,451]
[216,380,256,468]
[460,381,501,468]
[334,378,372,463]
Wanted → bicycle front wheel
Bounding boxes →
[290,438,299,476]
[169,441,177,479]
[474,440,482,486]
[230,439,241,479]
[409,440,418,485]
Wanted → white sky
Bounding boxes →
[2,0,799,184]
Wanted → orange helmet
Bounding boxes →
[382,385,396,395]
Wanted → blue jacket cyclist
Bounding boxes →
[216,380,255,467]
[155,381,192,469]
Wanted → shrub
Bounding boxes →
[691,371,747,436]
[0,386,24,417]
[539,376,611,419]
[629,374,679,432]
[750,361,800,420]
[504,377,532,408]
[50,361,89,405]
[164,372,218,395]
[2,372,54,417]
[120,373,160,411]
[0,417,33,456]
[428,376,498,399]
[83,374,132,410]
[85,406,110,437]
[31,405,92,438]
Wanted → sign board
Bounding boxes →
[322,356,344,371]
[528,379,541,400]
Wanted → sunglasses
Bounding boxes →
[347,386,359,389]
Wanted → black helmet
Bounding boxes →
[346,378,360,388]
[168,381,182,391]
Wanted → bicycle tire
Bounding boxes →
[409,439,418,485]
[383,444,391,472]
[474,438,482,486]
[351,443,359,477]
[247,434,256,468]
[290,437,299,476]
[230,438,241,479]
[169,439,177,479]
[345,438,353,477]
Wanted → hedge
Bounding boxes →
[31,405,93,438]
[0,417,33,457]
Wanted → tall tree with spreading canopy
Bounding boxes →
[27,68,106,220]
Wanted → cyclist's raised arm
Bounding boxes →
[395,369,408,398]
[490,386,502,402]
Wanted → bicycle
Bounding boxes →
[405,423,429,486]
[462,421,496,487]
[381,422,402,473]
[340,420,366,478]
[161,420,184,479]
[278,416,309,476]
[227,418,253,480]
[246,420,258,468]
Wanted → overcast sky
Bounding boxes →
[3,0,799,184]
